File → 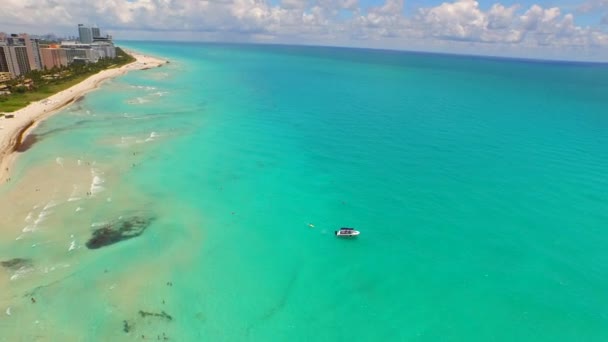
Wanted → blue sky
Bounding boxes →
[1,0,608,61]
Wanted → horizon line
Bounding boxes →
[116,39,608,66]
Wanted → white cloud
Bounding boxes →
[487,4,519,30]
[578,0,608,13]
[0,0,607,61]
[418,0,487,41]
[412,0,608,49]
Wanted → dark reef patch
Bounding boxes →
[86,215,155,249]
[1,258,33,270]
[123,320,133,333]
[138,310,173,321]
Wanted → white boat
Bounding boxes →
[335,227,360,237]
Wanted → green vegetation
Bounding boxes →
[0,47,136,113]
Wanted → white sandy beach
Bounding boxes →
[0,52,168,183]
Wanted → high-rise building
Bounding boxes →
[0,26,116,75]
[16,33,39,71]
[0,43,10,73]
[40,46,69,69]
[78,24,93,44]
[91,42,116,59]
[92,26,101,38]
[10,45,31,75]
[0,34,41,77]
[19,33,42,70]
[0,36,31,76]
[61,41,100,63]
[33,40,43,69]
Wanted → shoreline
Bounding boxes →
[0,51,168,183]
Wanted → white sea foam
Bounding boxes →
[77,159,82,166]
[10,267,33,281]
[25,201,57,229]
[90,168,105,195]
[32,218,44,227]
[56,157,64,167]
[68,240,76,251]
[144,131,159,142]
[22,225,37,233]
[34,210,52,225]
[5,307,11,316]
[131,85,157,91]
[91,176,105,194]
[127,97,149,105]
[43,200,59,211]
[91,221,109,228]
[75,207,84,212]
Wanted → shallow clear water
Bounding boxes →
[1,42,608,341]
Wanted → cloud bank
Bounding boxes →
[2,0,608,61]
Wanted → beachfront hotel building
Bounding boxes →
[92,42,116,59]
[78,24,94,44]
[17,34,39,71]
[0,34,41,77]
[30,38,43,70]
[92,27,101,39]
[39,45,69,70]
[0,43,11,74]
[0,40,23,78]
[53,41,116,64]
[0,24,116,78]
[10,45,31,75]
[2,44,31,76]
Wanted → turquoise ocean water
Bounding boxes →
[1,42,608,340]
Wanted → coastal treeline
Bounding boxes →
[0,47,135,113]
